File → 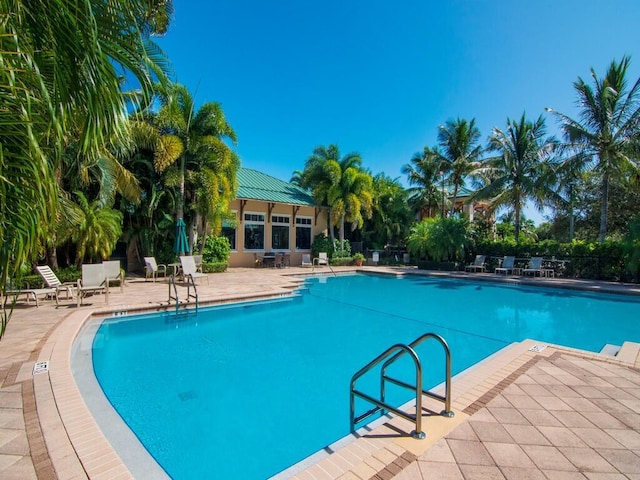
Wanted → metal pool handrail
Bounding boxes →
[381,332,454,416]
[349,332,454,440]
[350,343,425,439]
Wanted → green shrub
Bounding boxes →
[202,261,228,273]
[203,235,231,263]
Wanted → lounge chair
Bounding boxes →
[180,255,209,284]
[103,260,125,293]
[77,264,109,307]
[3,282,57,307]
[36,265,75,300]
[144,257,167,282]
[301,254,312,267]
[313,252,329,267]
[465,255,486,273]
[523,257,544,277]
[495,256,516,275]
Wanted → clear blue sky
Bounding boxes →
[156,0,640,224]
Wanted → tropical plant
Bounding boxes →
[0,0,171,313]
[361,174,413,249]
[547,56,640,242]
[71,192,124,265]
[435,118,483,215]
[407,217,469,262]
[202,235,231,263]
[473,113,558,242]
[153,83,239,252]
[401,148,448,218]
[299,145,374,249]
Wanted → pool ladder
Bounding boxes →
[349,333,454,439]
[168,274,199,313]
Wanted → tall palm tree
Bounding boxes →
[436,118,483,215]
[301,145,374,249]
[154,83,238,251]
[547,56,640,241]
[0,0,170,293]
[401,148,448,219]
[473,113,558,241]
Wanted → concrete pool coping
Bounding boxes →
[1,266,639,479]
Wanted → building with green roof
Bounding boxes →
[224,168,328,267]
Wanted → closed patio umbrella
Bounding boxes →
[173,218,189,255]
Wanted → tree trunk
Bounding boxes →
[47,244,58,270]
[514,196,521,244]
[328,208,335,244]
[450,186,459,217]
[339,213,346,250]
[599,172,609,242]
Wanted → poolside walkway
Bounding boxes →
[0,266,639,479]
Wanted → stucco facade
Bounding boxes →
[223,169,328,267]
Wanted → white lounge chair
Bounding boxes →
[495,256,516,275]
[144,257,167,282]
[523,257,544,277]
[465,255,486,272]
[3,284,57,307]
[301,254,312,267]
[36,265,75,300]
[103,260,125,293]
[77,264,109,307]
[313,252,328,267]
[180,255,209,284]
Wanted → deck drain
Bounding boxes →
[529,344,547,353]
[33,361,49,375]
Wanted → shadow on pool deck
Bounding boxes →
[1,266,639,479]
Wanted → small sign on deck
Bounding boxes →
[529,344,547,353]
[33,361,49,375]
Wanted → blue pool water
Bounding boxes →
[90,274,640,479]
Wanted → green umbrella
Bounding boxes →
[173,218,190,255]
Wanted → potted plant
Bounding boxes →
[353,252,365,266]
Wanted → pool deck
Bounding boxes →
[0,266,639,479]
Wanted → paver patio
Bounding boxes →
[0,266,639,479]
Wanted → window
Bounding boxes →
[295,217,312,250]
[244,212,265,250]
[221,214,237,251]
[271,215,290,250]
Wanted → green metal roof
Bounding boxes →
[237,168,317,206]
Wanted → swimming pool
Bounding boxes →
[80,274,640,479]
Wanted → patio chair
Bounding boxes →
[36,265,75,300]
[103,260,125,293]
[523,257,544,277]
[77,264,109,307]
[301,254,312,267]
[180,255,209,284]
[313,252,328,267]
[495,256,516,275]
[465,255,486,272]
[144,257,167,282]
[3,280,57,308]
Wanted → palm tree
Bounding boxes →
[436,118,483,215]
[71,192,124,266]
[363,174,413,248]
[0,0,170,294]
[547,56,640,241]
[473,113,558,242]
[300,145,374,249]
[154,83,238,251]
[401,148,447,219]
